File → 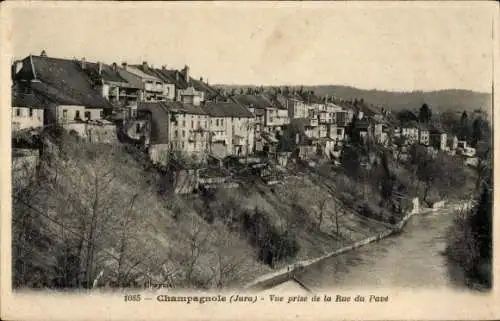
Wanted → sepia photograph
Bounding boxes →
[1,1,498,320]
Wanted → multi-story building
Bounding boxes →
[430,128,447,151]
[318,124,329,138]
[11,52,115,142]
[327,124,345,142]
[232,93,290,142]
[11,89,44,131]
[118,62,171,102]
[138,101,209,165]
[400,125,419,144]
[282,95,309,119]
[418,126,430,146]
[144,65,220,105]
[84,61,142,119]
[447,135,459,150]
[202,101,255,158]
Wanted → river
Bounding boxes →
[294,207,468,291]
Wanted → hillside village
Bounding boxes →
[12,51,484,188]
[11,51,492,289]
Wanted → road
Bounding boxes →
[293,207,468,291]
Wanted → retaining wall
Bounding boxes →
[244,198,421,291]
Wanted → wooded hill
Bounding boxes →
[215,84,492,116]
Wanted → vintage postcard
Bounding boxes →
[1,1,499,320]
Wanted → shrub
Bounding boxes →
[242,208,300,267]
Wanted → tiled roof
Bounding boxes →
[144,67,220,99]
[357,102,378,117]
[262,93,287,109]
[85,62,138,87]
[190,78,221,100]
[354,118,371,129]
[150,68,188,89]
[138,101,208,144]
[14,55,113,109]
[125,65,161,81]
[11,90,46,108]
[138,101,207,116]
[429,125,445,134]
[202,101,254,118]
[232,94,274,109]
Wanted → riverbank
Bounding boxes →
[243,200,469,291]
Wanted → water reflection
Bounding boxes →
[297,211,471,291]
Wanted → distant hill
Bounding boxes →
[215,84,492,116]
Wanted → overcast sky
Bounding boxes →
[6,2,495,93]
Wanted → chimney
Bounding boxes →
[142,61,148,71]
[98,62,103,75]
[12,60,23,78]
[200,77,203,82]
[162,65,167,71]
[175,71,179,82]
[81,57,86,69]
[112,62,118,71]
[121,62,128,70]
[40,50,47,57]
[183,65,190,83]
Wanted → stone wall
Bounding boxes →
[244,196,422,291]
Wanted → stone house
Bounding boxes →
[418,126,430,146]
[11,90,44,131]
[429,127,447,151]
[138,101,209,165]
[202,101,255,158]
[118,62,172,102]
[12,52,116,143]
[84,61,142,119]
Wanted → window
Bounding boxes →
[182,130,185,138]
[181,142,185,149]
[204,121,207,128]
[63,110,68,120]
[191,120,194,128]
[221,119,224,126]
[216,119,219,126]
[16,108,21,117]
[100,110,104,118]
[85,111,91,120]
[29,109,33,117]
[174,130,178,138]
[136,123,141,134]
[197,120,200,128]
[75,110,81,120]
[182,120,186,127]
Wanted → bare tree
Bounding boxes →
[208,221,248,289]
[184,218,210,287]
[315,197,329,231]
[116,194,138,287]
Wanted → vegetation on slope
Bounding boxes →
[12,129,270,290]
[13,128,392,290]
[445,150,492,289]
